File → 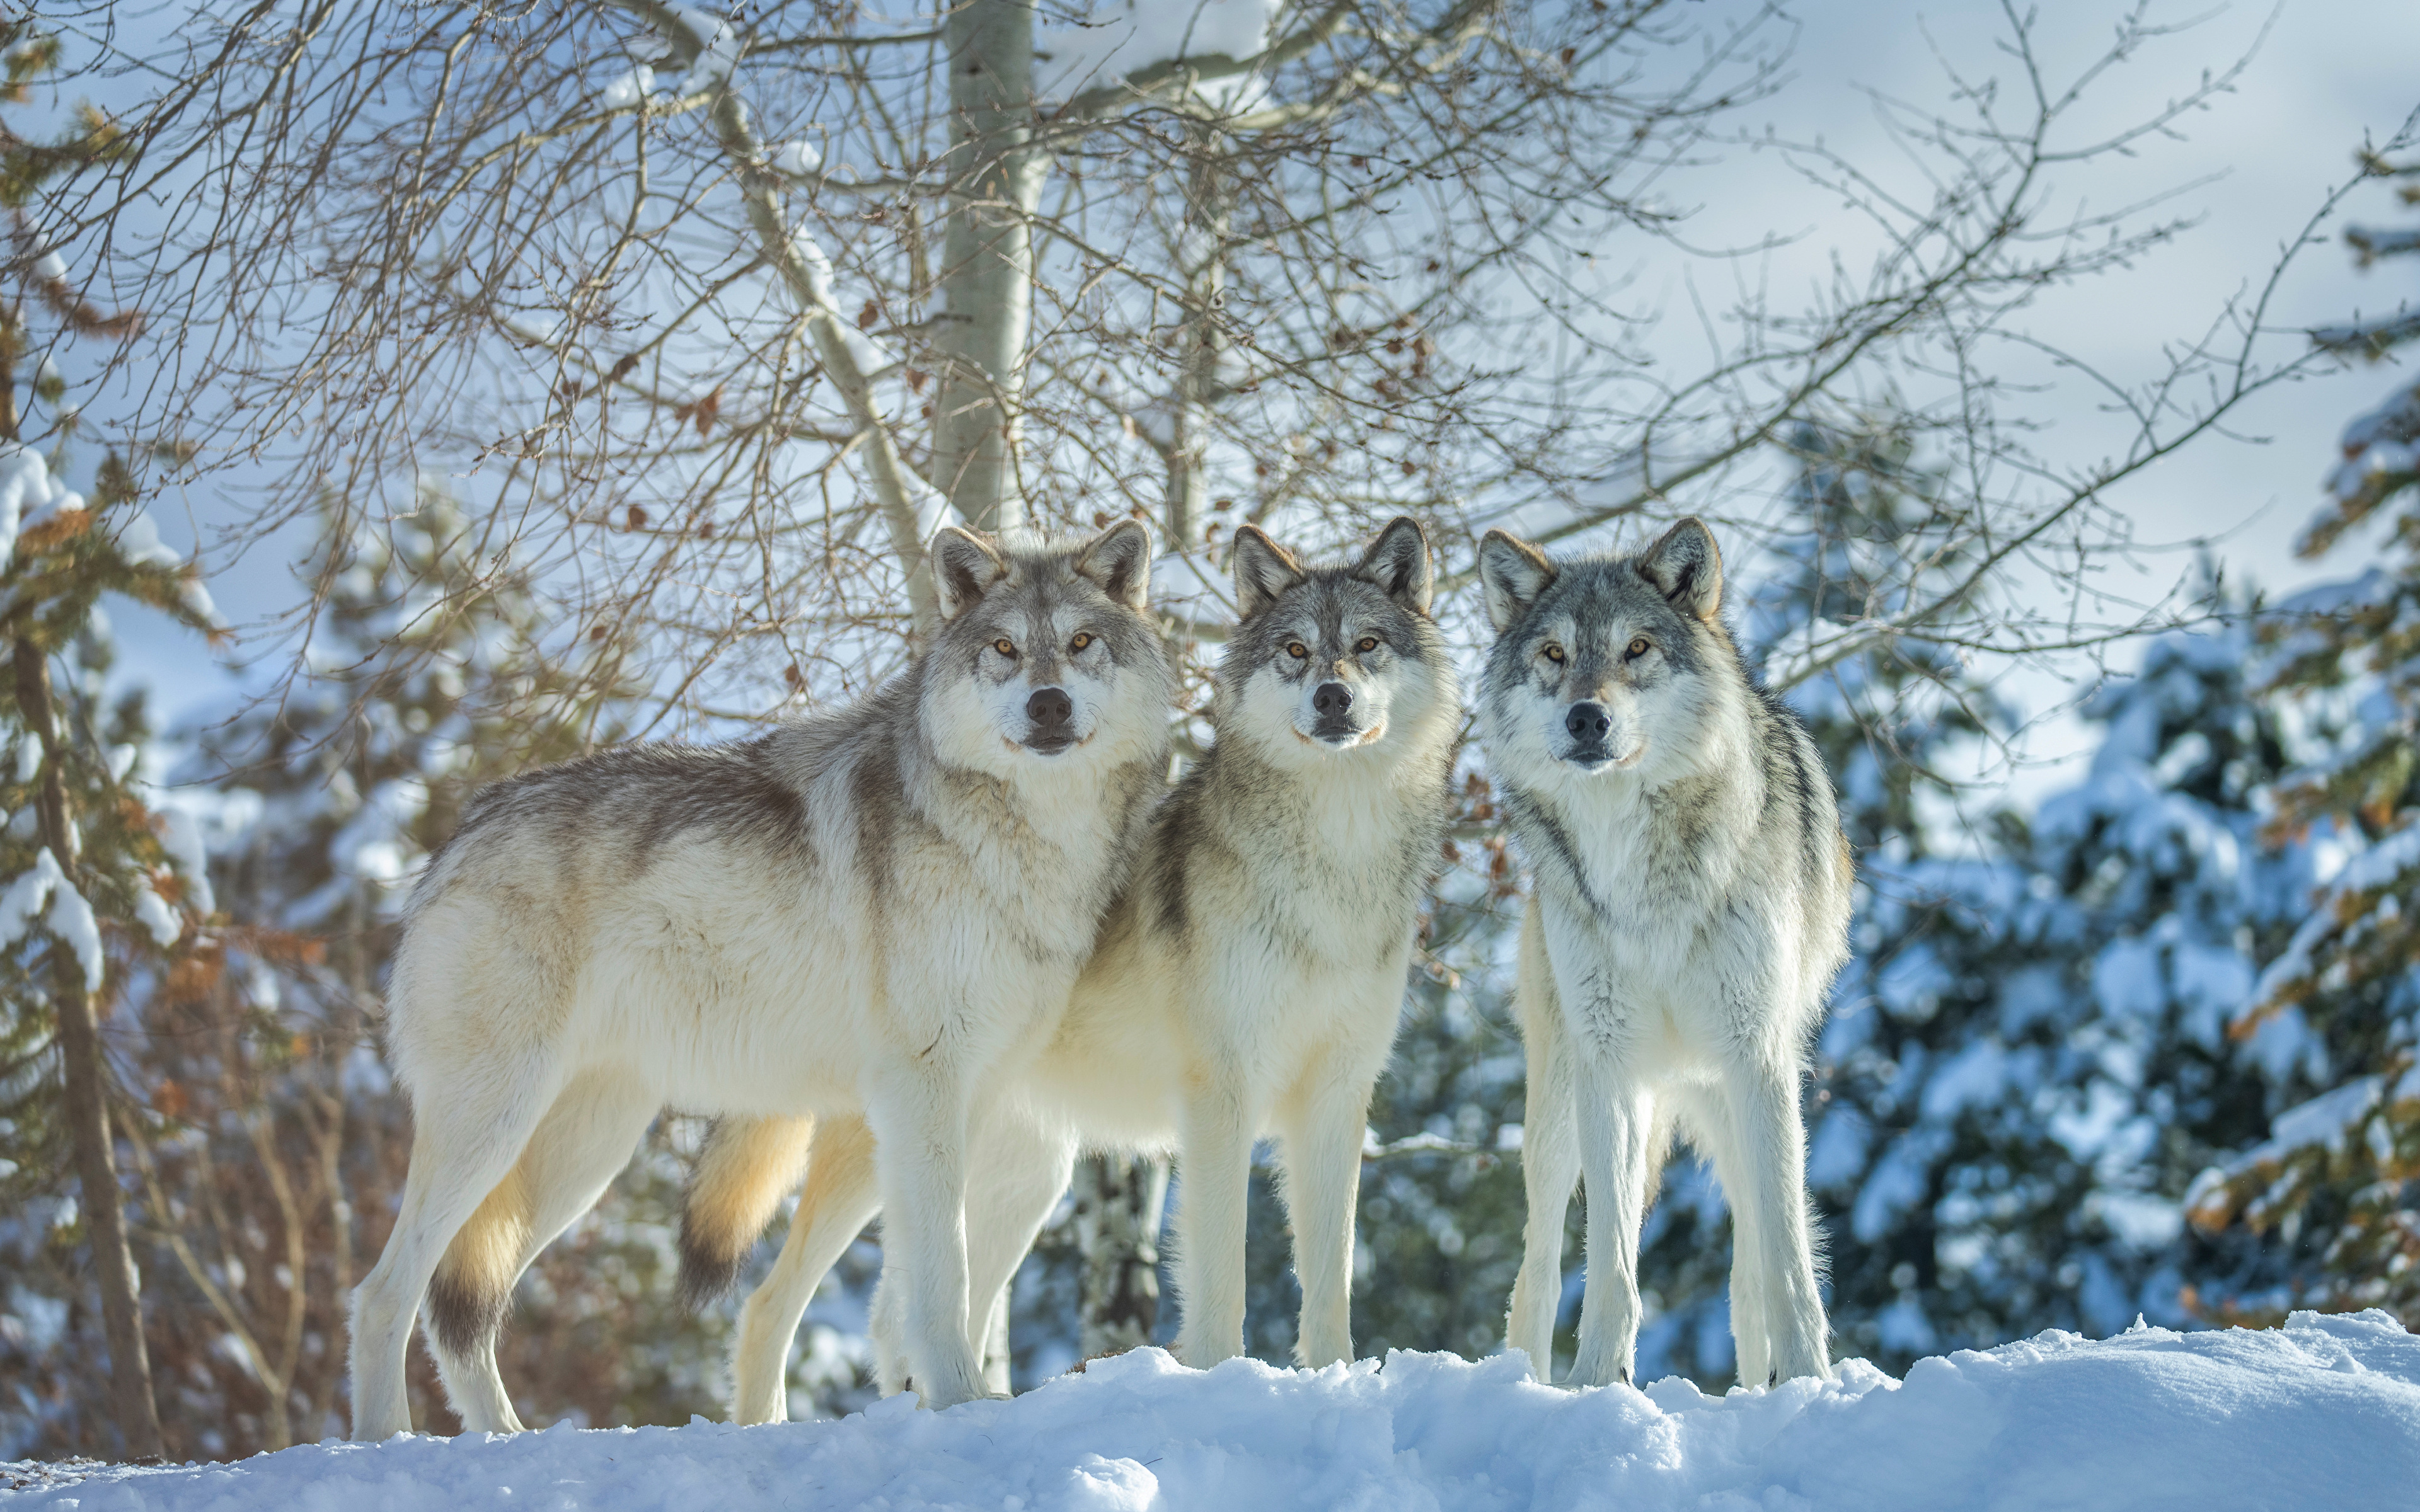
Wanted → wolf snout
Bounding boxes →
[1025,685,1077,752]
[1311,680,1362,742]
[1564,702,1611,742]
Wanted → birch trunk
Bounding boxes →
[1073,1151,1170,1360]
[933,0,1043,534]
[1165,142,1231,551]
[12,639,164,1460]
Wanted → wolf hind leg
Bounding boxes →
[1722,1055,1830,1383]
[1673,1085,1771,1387]
[349,1055,562,1440]
[730,1115,880,1424]
[1506,920,1579,1382]
[427,1067,656,1433]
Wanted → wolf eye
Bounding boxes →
[1542,643,1565,663]
[1286,641,1309,660]
[1070,632,1094,652]
[993,638,1017,657]
[1627,637,1651,658]
[1356,636,1380,653]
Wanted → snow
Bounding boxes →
[9,1315,2419,1509]
[112,512,185,570]
[672,8,742,94]
[32,250,64,282]
[771,139,820,176]
[0,848,67,950]
[131,879,180,948]
[599,65,654,110]
[44,876,103,992]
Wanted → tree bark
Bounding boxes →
[933,0,1044,534]
[1165,140,1232,553]
[1073,1151,1169,1360]
[12,638,164,1460]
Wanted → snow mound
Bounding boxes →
[9,1312,2417,1509]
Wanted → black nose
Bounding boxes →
[1565,702,1611,742]
[1313,682,1353,718]
[1027,686,1073,729]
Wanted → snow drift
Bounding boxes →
[6,1311,2416,1509]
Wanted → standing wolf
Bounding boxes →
[345,522,1172,1435]
[683,517,1458,1417]
[1478,518,1850,1390]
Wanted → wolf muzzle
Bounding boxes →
[1026,685,1077,753]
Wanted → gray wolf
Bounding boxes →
[684,517,1460,1418]
[1478,518,1850,1389]
[345,522,1172,1434]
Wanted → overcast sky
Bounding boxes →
[103,0,2420,793]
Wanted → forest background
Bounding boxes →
[1,0,2416,1463]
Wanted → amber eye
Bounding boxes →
[1070,632,1093,652]
[1627,637,1651,658]
[1286,641,1309,660]
[1356,636,1380,653]
[994,638,1017,657]
[1542,644,1565,663]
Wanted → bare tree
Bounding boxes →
[20,0,2380,1382]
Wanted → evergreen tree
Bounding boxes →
[0,20,214,1458]
[2189,143,2420,1320]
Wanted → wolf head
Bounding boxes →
[921,519,1171,774]
[1477,518,1741,786]
[1216,516,1455,769]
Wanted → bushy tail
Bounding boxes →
[427,1164,534,1358]
[677,1115,815,1309]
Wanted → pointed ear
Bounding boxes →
[929,526,1006,622]
[1075,517,1154,612]
[1478,529,1555,634]
[1352,515,1434,615]
[1228,525,1305,620]
[1637,517,1723,622]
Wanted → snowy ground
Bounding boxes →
[6,1312,2416,1510]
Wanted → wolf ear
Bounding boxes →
[1478,529,1555,634]
[1228,525,1305,620]
[1075,517,1154,612]
[1353,516,1434,615]
[929,526,1006,622]
[1637,517,1723,622]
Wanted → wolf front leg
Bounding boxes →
[1566,1051,1658,1390]
[863,1064,988,1409]
[1174,1079,1255,1368]
[1276,1053,1381,1369]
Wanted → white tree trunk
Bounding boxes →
[1073,1152,1170,1360]
[1166,143,1231,552]
[933,0,1044,534]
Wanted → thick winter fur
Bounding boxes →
[1480,518,1852,1390]
[345,522,1173,1436]
[696,517,1460,1421]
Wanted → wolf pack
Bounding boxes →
[345,511,1852,1438]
